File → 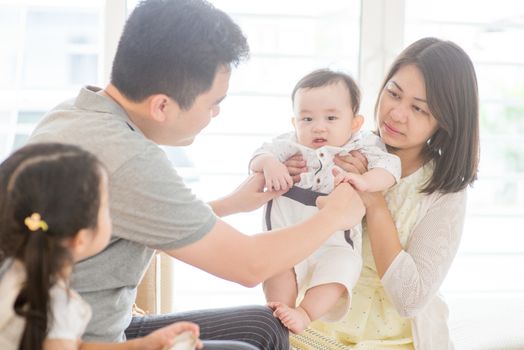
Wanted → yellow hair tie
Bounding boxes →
[24,213,49,232]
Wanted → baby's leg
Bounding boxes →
[263,268,297,306]
[270,283,345,334]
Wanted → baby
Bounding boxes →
[250,69,401,333]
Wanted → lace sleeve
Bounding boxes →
[380,190,467,318]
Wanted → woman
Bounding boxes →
[289,37,479,349]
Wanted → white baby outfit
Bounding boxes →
[254,131,401,321]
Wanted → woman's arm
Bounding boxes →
[359,191,403,277]
[366,190,467,318]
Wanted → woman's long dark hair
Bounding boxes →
[376,37,480,194]
[0,143,104,350]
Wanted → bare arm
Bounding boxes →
[208,173,285,217]
[360,192,403,278]
[44,339,143,350]
[250,153,293,192]
[167,183,365,287]
[44,322,201,350]
[335,167,396,192]
[249,153,275,173]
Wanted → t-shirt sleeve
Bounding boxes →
[47,286,91,341]
[109,148,217,250]
[381,190,467,318]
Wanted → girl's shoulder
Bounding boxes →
[50,280,91,317]
[0,260,25,316]
[0,260,26,349]
[47,280,92,341]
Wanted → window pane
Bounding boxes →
[0,1,104,161]
[405,0,524,326]
[0,6,20,88]
[22,8,100,89]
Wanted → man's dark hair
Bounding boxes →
[291,69,361,114]
[111,0,249,109]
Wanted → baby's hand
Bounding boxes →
[263,159,294,191]
[333,168,369,192]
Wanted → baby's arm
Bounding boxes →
[334,167,395,192]
[250,153,293,191]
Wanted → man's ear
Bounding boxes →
[351,114,365,133]
[148,94,179,122]
[291,117,296,129]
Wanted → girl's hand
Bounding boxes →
[283,154,307,183]
[333,150,368,175]
[139,321,202,350]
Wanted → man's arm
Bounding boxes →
[208,173,285,217]
[167,183,364,287]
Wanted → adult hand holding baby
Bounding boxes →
[315,182,365,231]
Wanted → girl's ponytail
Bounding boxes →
[0,143,103,350]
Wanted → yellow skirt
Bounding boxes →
[290,328,414,350]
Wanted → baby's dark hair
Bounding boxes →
[291,69,361,114]
[0,143,105,350]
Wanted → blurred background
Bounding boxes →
[1,1,523,344]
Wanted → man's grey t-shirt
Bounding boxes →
[27,86,217,342]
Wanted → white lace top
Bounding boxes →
[381,174,467,350]
[0,260,92,350]
[310,163,467,350]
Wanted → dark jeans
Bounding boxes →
[125,305,289,350]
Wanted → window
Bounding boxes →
[144,0,361,311]
[0,0,104,161]
[404,0,524,333]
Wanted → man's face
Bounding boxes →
[166,68,230,146]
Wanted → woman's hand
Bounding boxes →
[333,150,368,175]
[283,154,307,183]
[139,321,202,350]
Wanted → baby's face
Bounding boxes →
[292,81,360,149]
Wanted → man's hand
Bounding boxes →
[209,173,286,217]
[316,182,365,231]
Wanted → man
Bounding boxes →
[28,0,365,349]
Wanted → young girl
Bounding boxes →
[287,37,479,350]
[0,143,202,350]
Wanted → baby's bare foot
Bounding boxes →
[268,302,311,334]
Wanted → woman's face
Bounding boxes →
[376,64,439,157]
